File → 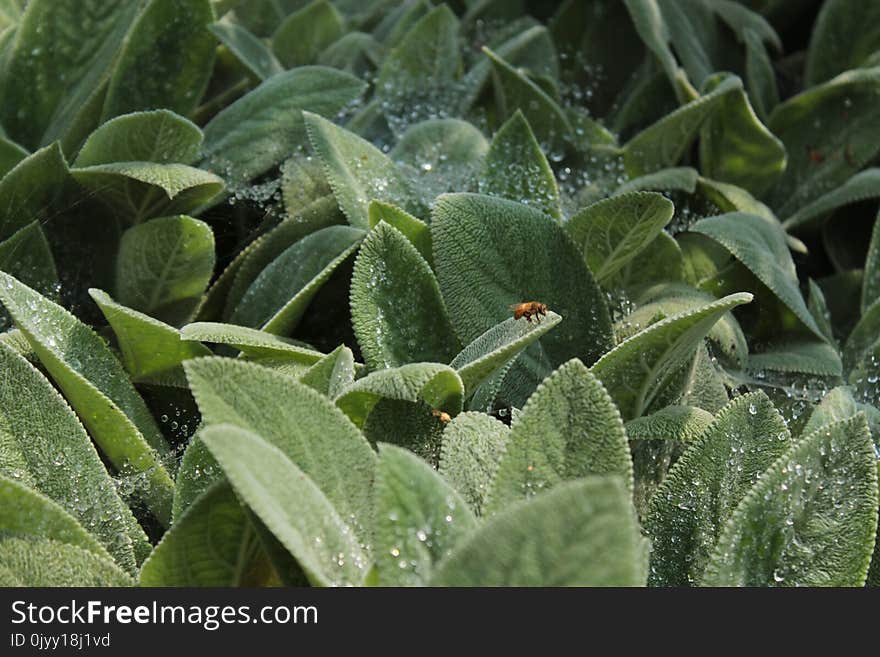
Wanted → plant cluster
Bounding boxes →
[0,0,879,587]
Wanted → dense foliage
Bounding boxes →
[0,0,879,587]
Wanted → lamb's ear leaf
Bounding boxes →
[690,213,824,340]
[614,167,699,196]
[439,412,510,515]
[482,110,561,221]
[783,169,880,233]
[299,345,356,398]
[451,312,561,395]
[272,0,344,69]
[483,47,572,152]
[566,192,673,284]
[229,225,364,335]
[484,359,632,515]
[805,0,880,86]
[180,321,323,363]
[200,424,370,587]
[747,339,843,378]
[0,222,58,309]
[350,222,460,370]
[645,392,791,586]
[391,119,489,202]
[201,67,366,187]
[0,537,135,587]
[374,444,477,586]
[697,73,786,198]
[804,386,880,438]
[115,215,215,327]
[141,481,277,586]
[304,112,417,230]
[744,28,780,121]
[367,201,432,265]
[0,344,149,572]
[335,363,464,428]
[209,19,284,81]
[844,300,880,375]
[101,0,215,121]
[768,67,880,218]
[0,143,69,241]
[0,272,173,526]
[184,357,376,538]
[431,477,647,586]
[862,211,880,314]
[703,415,879,586]
[622,76,741,177]
[432,193,613,378]
[591,292,753,421]
[0,137,28,178]
[89,289,211,387]
[75,109,203,167]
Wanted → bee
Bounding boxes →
[431,409,452,424]
[510,301,548,323]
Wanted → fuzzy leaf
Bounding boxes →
[484,359,632,514]
[272,0,344,69]
[805,0,880,86]
[0,222,58,306]
[615,167,699,196]
[646,392,791,585]
[591,292,753,420]
[209,19,284,81]
[299,345,355,398]
[180,321,323,363]
[0,143,69,241]
[703,415,879,586]
[374,444,477,586]
[367,201,432,265]
[864,212,880,314]
[115,215,215,327]
[200,423,369,587]
[431,477,646,586]
[783,169,880,233]
[351,223,460,370]
[0,537,134,586]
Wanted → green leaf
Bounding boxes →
[0,222,58,306]
[703,415,879,586]
[645,392,791,585]
[698,73,786,197]
[184,357,376,536]
[391,119,489,202]
[141,481,275,586]
[200,423,369,586]
[481,110,561,221]
[335,362,464,428]
[591,292,753,420]
[805,0,880,86]
[614,167,699,196]
[431,477,646,586]
[201,66,366,187]
[484,47,572,152]
[376,5,461,131]
[691,213,824,339]
[0,136,27,178]
[767,67,880,218]
[844,300,880,375]
[229,225,363,334]
[567,192,673,284]
[304,111,416,229]
[0,537,134,586]
[433,193,614,373]
[180,321,323,363]
[804,386,880,437]
[744,27,780,121]
[439,411,510,515]
[115,215,216,326]
[351,222,459,370]
[623,76,741,177]
[374,444,477,586]
[864,211,880,314]
[0,475,108,559]
[484,358,632,514]
[0,272,174,525]
[75,109,203,167]
[451,311,561,395]
[0,347,149,573]
[368,200,432,265]
[605,230,686,294]
[209,18,284,81]
[783,169,880,233]
[272,0,344,69]
[71,162,224,224]
[0,0,140,150]
[101,0,215,121]
[90,289,211,386]
[748,339,843,378]
[0,142,69,241]
[299,345,355,398]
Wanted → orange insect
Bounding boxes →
[510,301,548,323]
[432,409,452,423]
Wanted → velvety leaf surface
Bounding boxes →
[0,537,134,586]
